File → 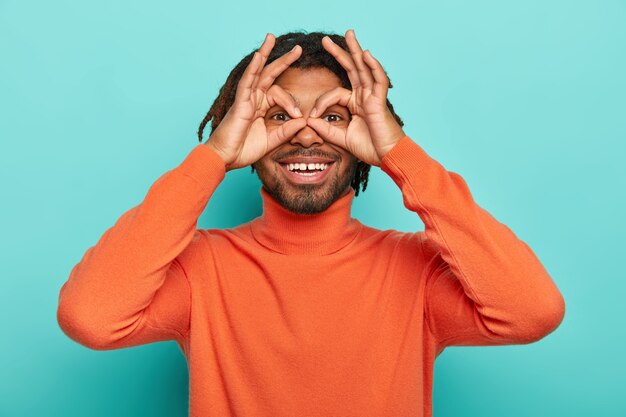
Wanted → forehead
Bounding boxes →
[273,67,343,98]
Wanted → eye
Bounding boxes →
[323,114,343,123]
[270,112,291,122]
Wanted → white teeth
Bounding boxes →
[285,162,329,172]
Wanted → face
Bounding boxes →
[252,67,358,215]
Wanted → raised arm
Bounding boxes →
[57,32,311,350]
[304,29,565,354]
[56,144,226,350]
[380,135,566,352]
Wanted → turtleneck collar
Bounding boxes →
[249,185,363,255]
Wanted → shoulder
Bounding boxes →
[173,226,252,282]
[191,222,257,254]
[356,221,426,254]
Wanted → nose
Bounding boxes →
[289,124,324,148]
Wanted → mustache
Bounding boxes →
[273,151,338,162]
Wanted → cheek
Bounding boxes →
[331,120,349,130]
[334,159,355,176]
[264,119,281,129]
[253,157,273,174]
[344,158,360,175]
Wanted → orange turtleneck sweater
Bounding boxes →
[56,135,565,417]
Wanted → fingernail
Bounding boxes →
[310,108,317,117]
[291,44,299,52]
[295,107,302,117]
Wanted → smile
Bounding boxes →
[278,161,335,184]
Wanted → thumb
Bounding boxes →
[306,117,348,150]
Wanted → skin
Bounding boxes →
[251,66,359,215]
[205,29,406,214]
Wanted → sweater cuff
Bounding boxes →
[176,144,226,186]
[380,135,436,185]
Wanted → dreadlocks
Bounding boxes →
[197,30,404,197]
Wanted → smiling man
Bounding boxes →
[251,66,359,214]
[57,30,566,417]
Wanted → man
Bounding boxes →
[57,29,566,417]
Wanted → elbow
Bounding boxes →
[56,281,121,350]
[513,291,566,344]
[57,302,113,351]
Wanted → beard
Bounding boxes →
[253,159,358,215]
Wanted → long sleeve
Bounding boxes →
[379,135,565,352]
[56,144,226,350]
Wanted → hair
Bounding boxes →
[197,30,404,197]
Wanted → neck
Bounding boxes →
[249,186,363,255]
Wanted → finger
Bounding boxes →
[321,36,361,89]
[255,44,302,91]
[250,33,276,90]
[265,117,308,152]
[345,29,374,91]
[235,51,263,103]
[362,49,389,100]
[309,86,352,118]
[257,33,276,64]
[266,84,303,118]
[306,117,348,150]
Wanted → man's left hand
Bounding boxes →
[306,29,406,167]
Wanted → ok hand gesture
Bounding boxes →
[205,33,307,171]
[306,30,406,167]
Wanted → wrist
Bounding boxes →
[203,141,232,172]
[377,131,406,161]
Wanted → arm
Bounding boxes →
[379,135,566,352]
[289,30,565,350]
[56,143,225,350]
[57,32,306,351]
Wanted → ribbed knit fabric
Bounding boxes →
[57,135,565,417]
[249,186,362,255]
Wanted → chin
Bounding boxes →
[272,180,352,215]
[256,160,356,213]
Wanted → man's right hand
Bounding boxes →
[204,33,307,172]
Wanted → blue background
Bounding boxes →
[1,0,624,416]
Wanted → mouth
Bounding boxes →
[277,160,335,185]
